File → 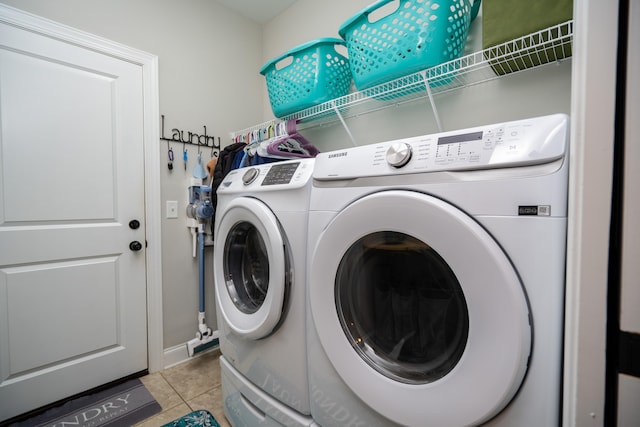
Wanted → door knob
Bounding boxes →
[129,241,143,252]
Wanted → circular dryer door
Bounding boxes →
[214,197,288,340]
[309,190,531,427]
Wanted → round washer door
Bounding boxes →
[309,190,531,427]
[214,197,286,340]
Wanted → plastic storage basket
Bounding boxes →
[339,0,480,90]
[260,38,352,118]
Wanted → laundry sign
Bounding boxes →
[160,115,221,154]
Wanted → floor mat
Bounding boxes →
[162,410,220,427]
[6,378,161,427]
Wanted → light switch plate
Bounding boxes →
[166,200,178,218]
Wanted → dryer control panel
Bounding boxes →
[314,114,569,180]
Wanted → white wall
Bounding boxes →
[0,0,264,355]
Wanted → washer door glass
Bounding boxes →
[336,231,468,385]
[223,222,270,314]
[214,197,287,339]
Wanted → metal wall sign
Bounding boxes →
[160,115,221,152]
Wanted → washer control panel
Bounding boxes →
[315,114,569,180]
[261,161,303,185]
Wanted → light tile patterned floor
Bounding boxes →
[135,349,231,427]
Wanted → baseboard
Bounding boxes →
[162,334,220,370]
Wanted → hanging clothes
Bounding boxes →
[206,157,218,180]
[211,142,246,229]
[266,133,320,159]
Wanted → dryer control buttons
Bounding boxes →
[242,167,259,185]
[386,142,412,168]
[262,162,301,185]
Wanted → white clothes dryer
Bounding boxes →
[214,158,315,426]
[306,114,569,427]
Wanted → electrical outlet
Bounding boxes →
[166,200,178,219]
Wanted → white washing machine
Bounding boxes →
[306,114,569,427]
[213,158,316,427]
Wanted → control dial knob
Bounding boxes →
[242,167,259,185]
[386,142,412,168]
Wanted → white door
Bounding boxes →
[309,191,531,427]
[0,15,148,421]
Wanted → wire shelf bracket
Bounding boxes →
[231,20,573,140]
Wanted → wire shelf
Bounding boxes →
[232,20,573,139]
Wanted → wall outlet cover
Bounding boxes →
[166,200,178,218]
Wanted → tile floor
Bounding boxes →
[135,349,231,427]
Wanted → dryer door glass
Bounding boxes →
[223,221,270,314]
[336,231,469,384]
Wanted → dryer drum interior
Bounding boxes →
[336,230,469,384]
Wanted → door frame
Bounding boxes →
[0,4,164,372]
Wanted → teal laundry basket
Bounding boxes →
[339,0,480,90]
[260,38,352,118]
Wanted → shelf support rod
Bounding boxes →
[331,101,357,146]
[421,71,443,133]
